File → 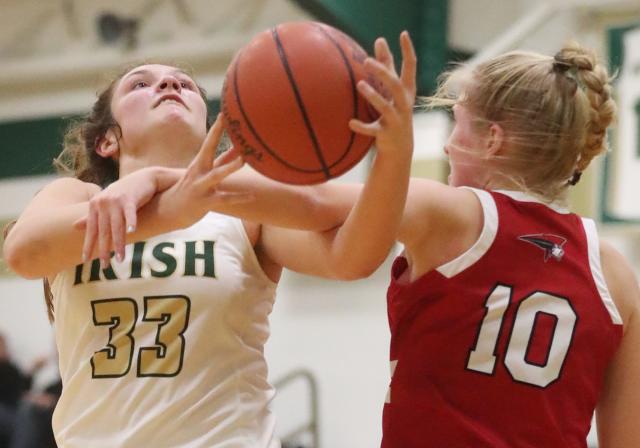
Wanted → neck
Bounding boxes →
[117,132,201,177]
[486,176,569,205]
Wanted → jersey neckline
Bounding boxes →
[493,190,570,214]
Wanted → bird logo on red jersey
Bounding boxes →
[518,234,567,262]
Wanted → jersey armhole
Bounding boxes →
[229,218,278,288]
[435,188,498,278]
[581,218,623,325]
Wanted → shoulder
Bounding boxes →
[600,240,640,327]
[401,180,484,274]
[402,180,482,240]
[36,177,101,203]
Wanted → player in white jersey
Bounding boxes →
[3,33,416,447]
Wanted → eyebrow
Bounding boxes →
[122,68,192,82]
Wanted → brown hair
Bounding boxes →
[44,61,212,321]
[425,42,616,200]
[54,62,212,187]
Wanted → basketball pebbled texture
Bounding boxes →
[221,21,377,185]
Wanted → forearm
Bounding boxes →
[209,167,357,231]
[150,166,184,192]
[329,150,411,277]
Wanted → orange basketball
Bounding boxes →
[221,21,377,185]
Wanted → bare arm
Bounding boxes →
[209,165,360,231]
[3,167,184,279]
[257,32,416,280]
[259,153,408,280]
[19,117,366,284]
[596,242,640,448]
[56,33,415,282]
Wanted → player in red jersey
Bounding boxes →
[35,35,637,447]
[381,43,639,447]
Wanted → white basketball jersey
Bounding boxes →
[51,213,278,447]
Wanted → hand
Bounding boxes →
[349,31,416,160]
[77,167,164,267]
[163,114,255,225]
[77,115,251,268]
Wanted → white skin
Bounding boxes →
[5,36,639,446]
[108,66,209,173]
[398,102,640,448]
[4,32,417,284]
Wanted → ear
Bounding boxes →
[484,122,504,158]
[96,129,119,160]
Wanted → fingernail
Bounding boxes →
[82,252,87,263]
[116,252,124,263]
[127,225,135,234]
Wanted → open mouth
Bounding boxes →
[154,94,187,109]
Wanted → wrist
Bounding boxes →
[372,149,413,169]
[151,167,185,192]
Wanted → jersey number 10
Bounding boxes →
[466,284,577,388]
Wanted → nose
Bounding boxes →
[157,76,181,93]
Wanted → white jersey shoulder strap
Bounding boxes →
[581,218,623,325]
[436,188,498,278]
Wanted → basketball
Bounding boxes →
[221,21,377,185]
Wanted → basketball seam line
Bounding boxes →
[231,55,329,174]
[314,24,360,169]
[272,26,331,180]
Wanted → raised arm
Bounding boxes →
[4,120,366,280]
[256,31,416,280]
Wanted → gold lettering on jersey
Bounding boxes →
[73,240,216,285]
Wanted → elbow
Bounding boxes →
[307,185,345,232]
[3,236,43,280]
[337,267,376,281]
[330,257,381,281]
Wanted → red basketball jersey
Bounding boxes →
[382,189,623,448]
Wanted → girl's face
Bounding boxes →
[109,64,208,163]
[444,104,490,188]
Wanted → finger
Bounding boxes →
[82,207,98,263]
[193,113,224,172]
[357,80,393,118]
[365,59,410,111]
[374,37,395,72]
[349,118,381,137]
[98,208,113,269]
[399,31,417,97]
[110,207,126,263]
[202,155,245,188]
[213,146,243,168]
[123,202,137,235]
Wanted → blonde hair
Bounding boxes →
[426,42,616,200]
